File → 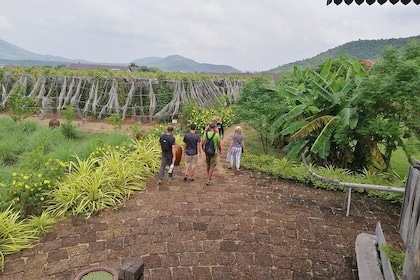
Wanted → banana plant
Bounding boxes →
[270,55,366,167]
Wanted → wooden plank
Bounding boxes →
[355,233,384,280]
[407,182,420,247]
[400,167,420,242]
[399,166,414,236]
[376,222,396,280]
[402,210,420,280]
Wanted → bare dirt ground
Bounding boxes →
[0,119,405,280]
[30,113,157,134]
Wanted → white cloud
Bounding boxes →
[0,0,419,71]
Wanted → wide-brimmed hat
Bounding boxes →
[235,126,241,130]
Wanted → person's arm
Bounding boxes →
[228,138,233,151]
[171,144,176,163]
[183,138,187,157]
[197,139,202,157]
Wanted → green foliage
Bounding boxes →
[237,41,420,174]
[61,123,81,140]
[130,122,146,140]
[81,270,115,280]
[25,211,56,234]
[241,127,405,203]
[0,206,38,272]
[270,35,420,74]
[6,86,39,120]
[378,243,405,276]
[234,76,285,153]
[106,113,123,131]
[62,106,76,124]
[355,40,420,171]
[180,101,234,135]
[47,137,159,218]
[6,150,68,216]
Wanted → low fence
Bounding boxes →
[399,165,420,279]
[301,150,420,279]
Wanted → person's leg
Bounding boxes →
[206,155,217,185]
[157,156,168,183]
[236,152,241,170]
[188,155,198,181]
[184,155,191,181]
[229,149,235,168]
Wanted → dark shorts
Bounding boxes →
[205,154,217,167]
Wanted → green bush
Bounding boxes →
[61,123,81,140]
[47,137,160,218]
[0,207,38,272]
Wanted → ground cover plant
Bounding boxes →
[0,115,162,271]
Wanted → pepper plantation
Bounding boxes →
[1,39,420,274]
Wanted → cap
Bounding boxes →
[235,126,241,130]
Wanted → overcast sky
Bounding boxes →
[0,0,419,72]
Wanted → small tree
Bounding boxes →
[7,86,39,121]
[107,113,123,132]
[61,106,80,139]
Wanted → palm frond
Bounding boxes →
[291,115,334,142]
[311,117,339,158]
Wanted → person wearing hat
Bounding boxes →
[227,126,244,170]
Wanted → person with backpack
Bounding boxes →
[157,126,176,185]
[202,122,222,186]
[182,123,202,183]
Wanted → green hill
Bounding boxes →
[267,35,420,74]
[132,55,240,73]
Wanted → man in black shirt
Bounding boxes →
[158,126,176,184]
[183,124,202,182]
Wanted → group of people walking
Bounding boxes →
[157,117,244,186]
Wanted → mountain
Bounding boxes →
[0,39,240,73]
[132,55,240,73]
[0,38,74,62]
[268,35,420,73]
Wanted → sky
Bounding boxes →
[0,0,419,72]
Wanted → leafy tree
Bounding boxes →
[267,55,367,168]
[263,40,420,173]
[234,76,285,153]
[354,40,420,171]
[7,86,39,121]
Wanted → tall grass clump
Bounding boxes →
[47,136,160,218]
[0,206,38,272]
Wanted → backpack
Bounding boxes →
[161,137,171,152]
[204,132,216,156]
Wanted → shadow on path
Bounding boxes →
[1,126,403,280]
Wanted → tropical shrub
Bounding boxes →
[47,137,160,218]
[180,101,234,135]
[0,207,38,272]
[6,86,39,121]
[4,148,68,215]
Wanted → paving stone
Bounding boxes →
[0,126,404,280]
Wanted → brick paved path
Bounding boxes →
[1,126,403,280]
